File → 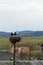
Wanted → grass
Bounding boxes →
[18,36,43,51]
[19,36,43,60]
[0,36,43,50]
[20,36,43,44]
[0,36,43,60]
[0,37,11,50]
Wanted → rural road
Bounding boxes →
[0,50,43,65]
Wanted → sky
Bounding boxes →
[0,0,43,32]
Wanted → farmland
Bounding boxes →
[0,37,11,50]
[0,36,43,50]
[0,36,43,60]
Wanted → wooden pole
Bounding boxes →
[9,32,21,65]
[14,43,16,65]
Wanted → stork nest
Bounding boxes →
[9,36,21,44]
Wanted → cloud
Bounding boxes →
[0,0,43,31]
[15,2,43,12]
[0,0,43,11]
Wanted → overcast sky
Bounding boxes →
[0,0,43,32]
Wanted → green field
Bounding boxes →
[19,36,43,60]
[0,36,43,60]
[0,37,11,50]
[0,36,43,50]
[19,36,43,50]
[21,36,43,43]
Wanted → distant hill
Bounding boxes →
[16,30,43,36]
[0,32,10,37]
[18,30,33,36]
[0,30,43,37]
[31,31,43,36]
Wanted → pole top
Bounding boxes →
[9,32,21,44]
